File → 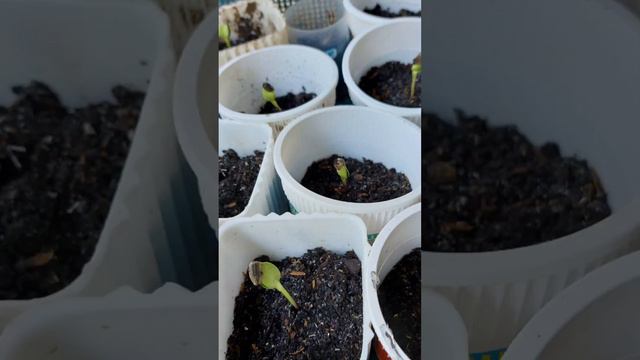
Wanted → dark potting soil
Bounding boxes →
[424,111,612,252]
[218,2,264,50]
[300,154,412,203]
[0,81,144,300]
[378,248,421,359]
[226,248,364,360]
[363,4,421,18]
[358,61,421,108]
[258,91,317,114]
[219,149,264,218]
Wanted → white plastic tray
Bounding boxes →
[0,0,175,330]
[424,0,640,353]
[0,282,217,359]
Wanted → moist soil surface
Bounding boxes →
[300,154,412,203]
[0,81,144,300]
[363,4,421,18]
[359,61,421,108]
[378,248,421,359]
[226,248,364,360]
[259,91,317,114]
[219,2,264,50]
[424,111,612,252]
[219,149,264,218]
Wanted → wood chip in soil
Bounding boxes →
[0,81,144,300]
[226,248,363,359]
[219,149,264,218]
[378,248,421,359]
[424,111,612,252]
[300,154,412,203]
[358,61,421,108]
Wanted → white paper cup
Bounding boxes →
[423,288,469,360]
[218,120,285,228]
[273,106,421,239]
[0,282,217,359]
[343,0,421,37]
[342,18,421,126]
[366,203,421,359]
[218,213,374,360]
[424,0,640,354]
[502,251,640,360]
[0,0,175,331]
[219,44,339,134]
[218,0,288,67]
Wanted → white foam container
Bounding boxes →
[502,251,640,360]
[343,0,421,37]
[424,0,640,353]
[342,18,421,126]
[219,120,284,228]
[274,106,421,239]
[218,0,288,67]
[218,213,374,360]
[0,282,218,359]
[0,0,176,331]
[219,44,339,134]
[366,203,421,360]
[423,288,469,360]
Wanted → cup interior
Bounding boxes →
[278,107,421,195]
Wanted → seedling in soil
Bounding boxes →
[411,53,421,99]
[333,157,350,185]
[219,23,232,49]
[261,82,282,112]
[249,261,299,309]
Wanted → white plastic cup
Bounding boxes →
[218,120,286,228]
[424,0,640,354]
[343,0,421,37]
[342,18,421,126]
[218,213,374,360]
[218,44,339,134]
[0,282,218,359]
[218,0,288,67]
[366,203,421,360]
[423,288,469,360]
[502,251,640,360]
[273,106,421,239]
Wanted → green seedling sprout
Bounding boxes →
[249,261,299,309]
[261,83,282,112]
[410,53,422,99]
[333,157,350,185]
[219,23,231,48]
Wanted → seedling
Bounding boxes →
[219,23,231,49]
[261,82,282,112]
[333,157,350,185]
[410,53,422,99]
[249,261,299,309]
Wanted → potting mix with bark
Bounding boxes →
[226,248,363,359]
[363,4,421,18]
[359,61,421,108]
[219,2,264,50]
[259,90,317,114]
[378,248,421,359]
[219,149,264,218]
[0,82,143,299]
[424,111,612,252]
[300,154,412,203]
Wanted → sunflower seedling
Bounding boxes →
[333,157,350,185]
[219,23,231,49]
[261,82,282,112]
[410,53,422,99]
[249,261,299,309]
